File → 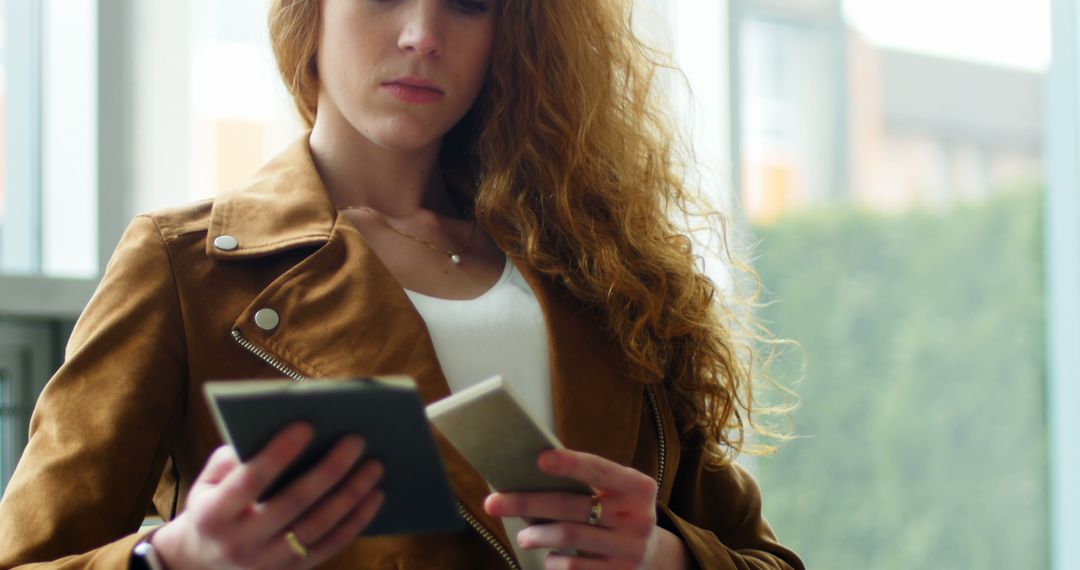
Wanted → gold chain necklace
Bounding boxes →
[339,205,477,265]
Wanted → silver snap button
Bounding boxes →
[254,308,280,331]
[213,235,239,251]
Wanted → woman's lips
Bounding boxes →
[383,81,445,104]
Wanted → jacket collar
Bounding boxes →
[219,134,644,553]
[207,136,337,259]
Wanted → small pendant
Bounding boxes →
[450,254,462,265]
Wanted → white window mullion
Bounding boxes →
[1045,0,1080,568]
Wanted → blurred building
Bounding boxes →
[740,9,1044,224]
[738,0,847,224]
[849,36,1043,212]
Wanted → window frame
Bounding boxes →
[1045,0,1080,567]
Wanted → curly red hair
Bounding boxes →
[268,0,794,466]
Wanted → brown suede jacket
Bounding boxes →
[0,137,803,570]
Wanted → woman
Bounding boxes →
[0,0,803,568]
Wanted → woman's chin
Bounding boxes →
[363,125,447,154]
[359,109,468,150]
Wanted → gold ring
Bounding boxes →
[285,530,309,559]
[586,494,603,526]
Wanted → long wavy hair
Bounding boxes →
[268,0,795,467]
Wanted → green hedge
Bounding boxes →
[751,188,1048,569]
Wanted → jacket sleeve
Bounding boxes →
[0,215,188,569]
[657,432,805,570]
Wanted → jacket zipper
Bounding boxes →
[458,503,521,569]
[644,386,666,497]
[231,327,520,568]
[230,328,306,382]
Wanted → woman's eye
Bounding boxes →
[448,0,489,15]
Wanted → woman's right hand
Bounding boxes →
[151,423,385,569]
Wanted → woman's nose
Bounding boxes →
[398,1,444,57]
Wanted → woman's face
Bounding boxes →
[315,0,497,152]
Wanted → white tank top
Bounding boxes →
[404,257,552,570]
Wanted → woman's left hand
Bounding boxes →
[483,449,690,570]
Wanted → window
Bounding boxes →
[0,0,104,497]
[735,0,1050,568]
[131,0,302,214]
[189,0,302,204]
[0,0,97,278]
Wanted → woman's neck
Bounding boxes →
[308,117,459,219]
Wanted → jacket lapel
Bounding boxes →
[518,268,644,469]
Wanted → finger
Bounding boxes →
[538,450,656,499]
[238,452,374,570]
[248,527,314,570]
[543,551,616,570]
[306,489,386,564]
[213,423,314,517]
[254,435,368,540]
[518,522,645,561]
[194,445,241,487]
[286,458,384,546]
[485,492,598,526]
[185,447,242,534]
